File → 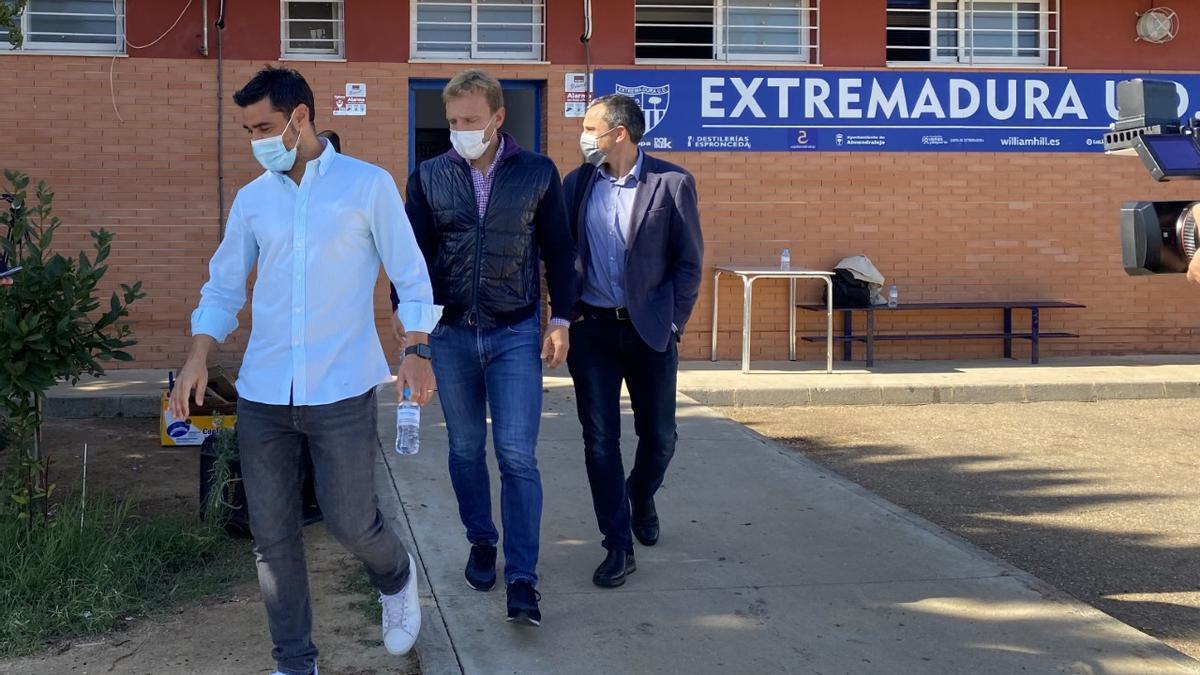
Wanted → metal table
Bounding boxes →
[710,266,834,374]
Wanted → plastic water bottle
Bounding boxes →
[395,388,420,456]
[888,283,899,308]
[780,248,791,271]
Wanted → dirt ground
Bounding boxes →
[0,418,420,675]
[723,399,1200,661]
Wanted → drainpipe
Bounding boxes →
[581,0,593,101]
[216,0,227,240]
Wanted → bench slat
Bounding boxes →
[797,301,1085,311]
[801,332,1078,343]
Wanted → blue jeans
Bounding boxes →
[237,388,410,675]
[431,313,544,585]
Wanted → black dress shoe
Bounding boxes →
[631,496,660,546]
[465,544,497,591]
[592,549,637,588]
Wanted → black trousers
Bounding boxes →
[567,315,679,552]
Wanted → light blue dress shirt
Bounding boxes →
[191,140,442,405]
[582,151,644,309]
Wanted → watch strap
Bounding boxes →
[404,344,432,360]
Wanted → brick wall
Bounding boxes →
[5,55,1200,370]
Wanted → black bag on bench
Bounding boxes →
[832,268,872,308]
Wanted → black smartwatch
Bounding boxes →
[404,343,432,360]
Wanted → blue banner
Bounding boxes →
[592,69,1200,152]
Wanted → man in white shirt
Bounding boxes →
[168,67,440,675]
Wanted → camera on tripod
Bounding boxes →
[1105,79,1200,275]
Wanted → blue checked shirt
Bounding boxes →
[191,140,442,406]
[470,136,504,217]
[582,151,644,309]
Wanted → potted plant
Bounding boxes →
[199,420,323,537]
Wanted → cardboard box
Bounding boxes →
[160,366,239,447]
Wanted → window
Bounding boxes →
[281,0,344,59]
[412,0,545,61]
[635,0,818,63]
[886,0,1058,66]
[1,0,124,54]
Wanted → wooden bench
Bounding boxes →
[797,300,1085,366]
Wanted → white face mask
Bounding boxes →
[579,126,618,167]
[451,118,497,160]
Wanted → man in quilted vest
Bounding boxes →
[391,70,579,626]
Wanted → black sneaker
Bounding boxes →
[465,544,497,591]
[505,580,542,627]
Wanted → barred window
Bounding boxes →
[886,0,1059,66]
[635,0,819,63]
[412,0,545,61]
[1,0,124,54]
[281,0,344,59]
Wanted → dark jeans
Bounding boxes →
[430,313,544,585]
[567,316,679,553]
[238,388,410,675]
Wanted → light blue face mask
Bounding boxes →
[250,113,300,172]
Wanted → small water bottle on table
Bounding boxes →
[395,387,420,456]
[780,247,791,271]
[888,282,899,308]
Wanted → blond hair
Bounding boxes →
[443,70,505,113]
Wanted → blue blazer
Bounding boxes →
[563,153,704,353]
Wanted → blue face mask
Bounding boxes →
[251,113,300,172]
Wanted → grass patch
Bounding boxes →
[343,565,380,625]
[0,494,252,658]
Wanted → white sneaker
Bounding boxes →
[270,668,317,675]
[380,553,422,655]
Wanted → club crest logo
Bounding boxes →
[615,84,670,134]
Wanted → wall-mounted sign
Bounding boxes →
[593,69,1200,152]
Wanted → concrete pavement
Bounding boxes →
[678,355,1200,407]
[722,400,1200,660]
[381,377,1199,675]
[39,362,1200,672]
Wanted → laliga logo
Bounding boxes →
[615,84,670,134]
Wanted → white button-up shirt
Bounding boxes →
[191,140,442,405]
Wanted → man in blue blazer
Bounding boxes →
[563,94,704,588]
